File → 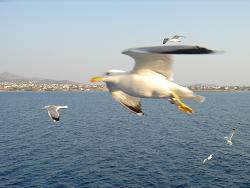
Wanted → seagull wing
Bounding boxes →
[122,45,216,81]
[203,158,207,164]
[122,47,173,80]
[106,83,144,116]
[229,130,235,140]
[57,106,68,110]
[48,106,59,119]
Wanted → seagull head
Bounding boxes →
[90,75,120,83]
[90,70,125,83]
[208,154,213,159]
[227,140,232,145]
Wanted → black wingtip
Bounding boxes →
[158,46,215,54]
[123,103,144,116]
[137,112,144,116]
[124,45,224,55]
[52,117,60,121]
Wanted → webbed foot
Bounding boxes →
[170,92,194,115]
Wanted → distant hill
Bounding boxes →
[0,72,26,80]
[0,72,78,84]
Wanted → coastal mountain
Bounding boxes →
[0,72,78,84]
[0,72,26,80]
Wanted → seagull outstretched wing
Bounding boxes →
[56,106,68,110]
[203,158,207,164]
[122,45,216,81]
[229,129,236,140]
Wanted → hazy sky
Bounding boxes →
[0,0,249,85]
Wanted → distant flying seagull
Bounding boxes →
[203,154,213,164]
[163,35,185,44]
[43,105,68,122]
[90,45,219,116]
[224,128,236,145]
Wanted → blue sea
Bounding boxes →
[0,91,250,188]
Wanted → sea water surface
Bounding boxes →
[0,91,250,187]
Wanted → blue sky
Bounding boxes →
[0,0,249,85]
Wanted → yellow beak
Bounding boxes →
[90,76,104,83]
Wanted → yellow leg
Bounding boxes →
[171,92,194,115]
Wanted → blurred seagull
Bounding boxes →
[163,35,185,44]
[203,154,213,164]
[43,105,68,122]
[224,128,236,145]
[90,45,219,116]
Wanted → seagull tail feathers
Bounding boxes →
[192,95,205,103]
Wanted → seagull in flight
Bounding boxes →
[203,154,213,164]
[224,128,236,145]
[43,105,68,122]
[90,45,219,116]
[163,35,185,44]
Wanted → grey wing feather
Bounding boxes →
[229,130,235,140]
[106,83,144,116]
[48,106,59,118]
[123,45,215,54]
[122,47,173,80]
[122,45,217,80]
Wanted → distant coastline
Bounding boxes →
[0,82,107,92]
[0,81,250,92]
[1,72,249,92]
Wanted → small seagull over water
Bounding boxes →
[43,105,68,122]
[163,35,185,44]
[224,128,236,145]
[203,154,213,164]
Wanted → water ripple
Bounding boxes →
[0,92,250,187]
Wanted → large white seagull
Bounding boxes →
[91,45,218,116]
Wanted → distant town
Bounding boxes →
[0,81,250,92]
[0,81,107,92]
[0,72,249,92]
[0,72,106,92]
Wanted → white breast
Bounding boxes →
[113,74,173,98]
